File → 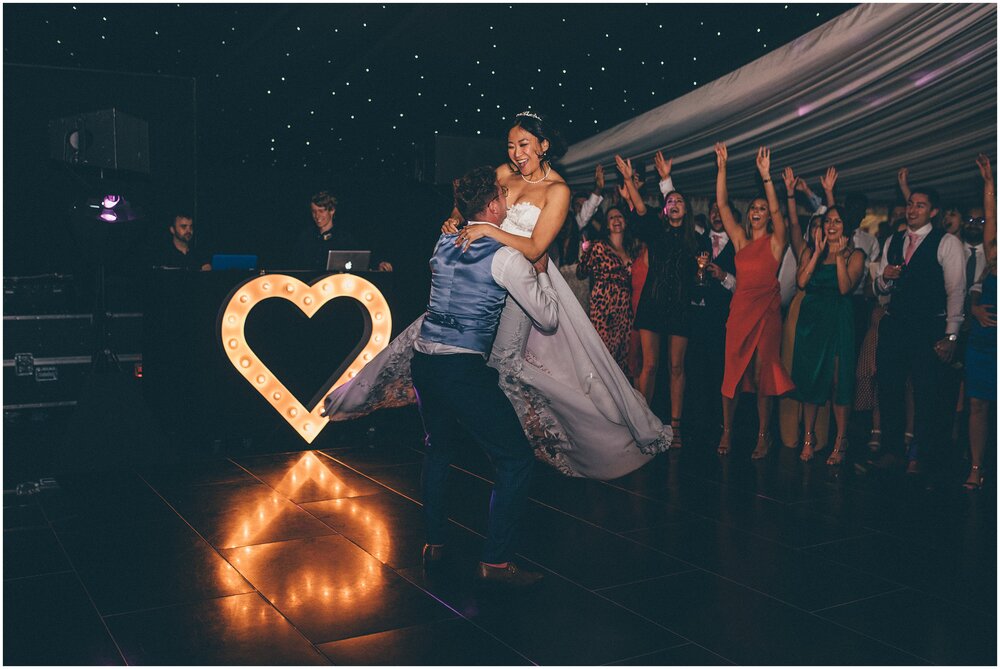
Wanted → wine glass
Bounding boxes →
[695,251,710,285]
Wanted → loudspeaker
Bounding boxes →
[48,108,150,174]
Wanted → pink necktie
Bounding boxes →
[712,235,721,259]
[903,232,919,264]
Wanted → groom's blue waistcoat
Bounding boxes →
[419,233,508,354]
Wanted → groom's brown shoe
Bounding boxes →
[422,544,445,567]
[475,562,544,587]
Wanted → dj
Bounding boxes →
[293,190,393,271]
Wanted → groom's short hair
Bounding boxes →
[453,166,499,221]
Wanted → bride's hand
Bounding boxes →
[455,223,496,251]
[441,217,460,234]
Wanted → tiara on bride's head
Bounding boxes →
[515,110,542,122]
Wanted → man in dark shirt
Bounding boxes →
[155,213,210,270]
[293,190,393,271]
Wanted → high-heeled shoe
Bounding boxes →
[751,431,772,460]
[800,432,816,462]
[717,427,731,455]
[963,465,984,490]
[827,436,848,465]
[867,429,881,453]
[670,417,682,449]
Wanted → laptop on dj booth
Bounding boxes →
[326,250,371,272]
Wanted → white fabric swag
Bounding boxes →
[559,3,997,205]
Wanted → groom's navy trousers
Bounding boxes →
[411,350,534,564]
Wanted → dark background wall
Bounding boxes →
[3,63,197,278]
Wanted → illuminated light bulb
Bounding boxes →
[240,357,251,368]
[272,391,282,400]
[375,312,383,321]
[364,292,373,301]
[343,279,355,292]
[348,370,357,378]
[285,283,295,293]
[289,407,299,417]
[262,282,271,291]
[303,296,313,305]
[228,339,239,349]
[374,334,383,343]
[256,375,266,384]
[303,423,313,432]
[227,315,237,325]
[363,353,372,361]
[321,283,330,291]
[239,294,250,303]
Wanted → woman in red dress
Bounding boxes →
[714,143,795,458]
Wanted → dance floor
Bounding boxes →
[4,412,996,665]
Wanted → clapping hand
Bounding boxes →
[812,225,827,254]
[828,235,846,256]
[594,164,605,191]
[756,146,771,176]
[654,150,673,180]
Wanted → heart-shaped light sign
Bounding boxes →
[219,273,391,444]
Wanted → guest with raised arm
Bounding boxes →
[964,153,997,490]
[625,153,710,443]
[715,143,794,458]
[792,206,866,464]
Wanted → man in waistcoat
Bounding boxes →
[413,166,558,587]
[874,188,965,482]
[684,202,738,437]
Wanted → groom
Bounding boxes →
[413,165,557,587]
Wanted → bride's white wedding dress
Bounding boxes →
[324,202,671,479]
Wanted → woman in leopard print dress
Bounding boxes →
[577,206,639,378]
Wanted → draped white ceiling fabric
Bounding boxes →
[560,3,997,204]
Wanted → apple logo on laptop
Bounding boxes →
[345,261,353,271]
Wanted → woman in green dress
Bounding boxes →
[793,205,866,464]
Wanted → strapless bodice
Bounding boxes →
[501,202,541,238]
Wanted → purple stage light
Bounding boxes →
[102,195,122,209]
[99,209,118,222]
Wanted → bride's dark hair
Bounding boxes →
[510,111,568,162]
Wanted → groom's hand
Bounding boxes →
[532,255,549,274]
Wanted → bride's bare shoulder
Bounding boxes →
[496,164,517,180]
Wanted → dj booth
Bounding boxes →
[142,268,399,449]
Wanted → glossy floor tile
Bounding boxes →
[106,592,329,665]
[4,414,994,665]
[602,569,926,665]
[3,572,124,665]
[56,517,254,615]
[816,587,997,665]
[317,618,532,665]
[3,526,73,579]
[220,534,455,644]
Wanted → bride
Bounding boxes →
[324,111,671,480]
